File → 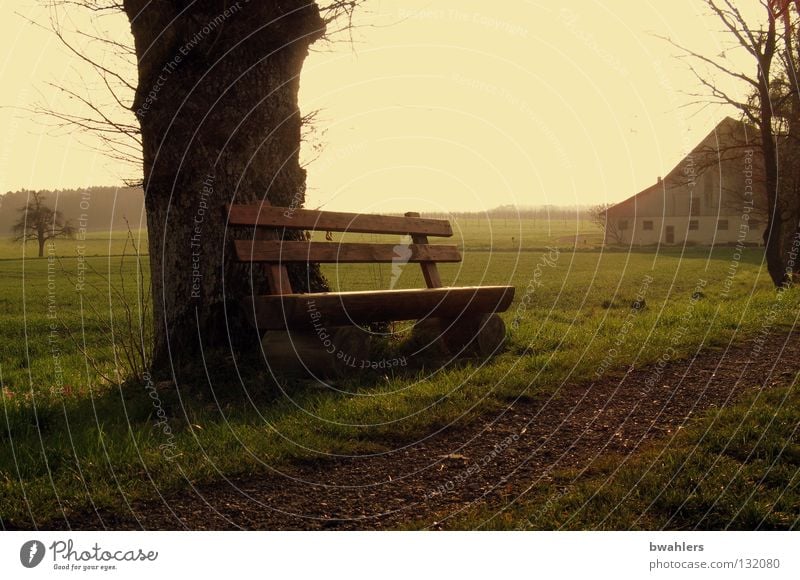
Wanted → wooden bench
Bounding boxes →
[228,203,515,373]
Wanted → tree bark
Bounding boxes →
[756,11,787,287]
[780,8,800,283]
[760,120,786,286]
[123,0,327,373]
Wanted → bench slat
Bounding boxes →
[243,286,515,330]
[406,211,443,288]
[254,226,293,295]
[234,240,462,263]
[228,205,453,237]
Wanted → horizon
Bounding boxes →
[0,185,603,216]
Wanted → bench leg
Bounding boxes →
[261,326,371,378]
[414,314,508,359]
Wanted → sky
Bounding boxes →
[0,1,759,212]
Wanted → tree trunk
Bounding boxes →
[123,0,327,373]
[37,235,45,258]
[780,17,800,284]
[757,48,788,288]
[776,141,800,285]
[761,133,786,286]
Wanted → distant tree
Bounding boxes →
[589,203,623,244]
[12,191,75,257]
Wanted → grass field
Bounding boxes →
[0,218,798,528]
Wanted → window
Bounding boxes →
[717,219,729,231]
[689,220,699,231]
[690,196,701,217]
[618,220,628,230]
[703,172,713,206]
[643,220,653,231]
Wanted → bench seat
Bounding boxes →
[244,285,515,330]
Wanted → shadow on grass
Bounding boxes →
[0,330,504,529]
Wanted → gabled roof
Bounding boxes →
[604,116,754,214]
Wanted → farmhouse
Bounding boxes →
[603,117,766,246]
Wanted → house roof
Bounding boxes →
[603,116,753,214]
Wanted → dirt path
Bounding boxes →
[45,330,800,530]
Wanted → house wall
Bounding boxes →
[612,215,764,246]
[605,139,766,246]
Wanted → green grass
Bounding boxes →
[0,218,797,528]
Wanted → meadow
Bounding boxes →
[0,217,797,528]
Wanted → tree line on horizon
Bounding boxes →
[0,186,145,234]
[0,187,595,234]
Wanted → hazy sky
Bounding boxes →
[0,1,756,212]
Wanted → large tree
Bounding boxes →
[121,0,330,371]
[12,191,75,257]
[42,1,362,373]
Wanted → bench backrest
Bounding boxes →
[229,203,457,294]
